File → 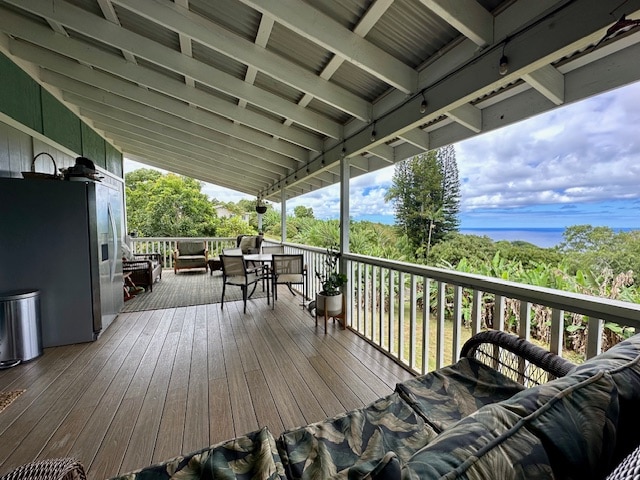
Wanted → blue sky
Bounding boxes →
[125,80,640,229]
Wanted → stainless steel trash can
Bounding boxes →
[0,290,42,368]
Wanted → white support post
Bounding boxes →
[339,156,350,325]
[280,189,286,243]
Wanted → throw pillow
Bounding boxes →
[121,242,135,261]
[239,236,256,253]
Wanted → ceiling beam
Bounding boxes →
[398,129,430,151]
[2,0,344,138]
[446,103,482,133]
[237,0,417,94]
[522,64,565,105]
[111,0,370,121]
[42,70,299,170]
[3,27,322,152]
[83,109,288,181]
[419,0,493,46]
[14,42,307,162]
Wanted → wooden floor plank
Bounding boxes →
[182,305,211,454]
[0,313,144,471]
[0,288,414,479]
[119,309,180,473]
[88,309,172,479]
[152,307,192,462]
[220,302,259,436]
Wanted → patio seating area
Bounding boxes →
[0,293,412,480]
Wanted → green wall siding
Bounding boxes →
[41,90,82,154]
[0,52,122,176]
[0,54,42,133]
[81,122,106,168]
[106,142,123,178]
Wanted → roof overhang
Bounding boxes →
[1,0,639,201]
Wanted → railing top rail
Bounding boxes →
[131,237,237,242]
[343,251,640,327]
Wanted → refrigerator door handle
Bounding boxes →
[108,202,117,282]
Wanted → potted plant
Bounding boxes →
[255,198,267,214]
[315,244,348,317]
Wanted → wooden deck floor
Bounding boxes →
[0,289,413,480]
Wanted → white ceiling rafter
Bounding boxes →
[283,0,394,127]
[522,65,565,105]
[110,0,370,122]
[3,0,343,139]
[0,0,638,201]
[237,0,416,94]
[419,0,493,46]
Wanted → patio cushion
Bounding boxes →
[277,392,436,480]
[110,427,285,480]
[402,369,620,479]
[179,241,206,255]
[395,357,525,432]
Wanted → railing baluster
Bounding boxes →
[586,317,603,359]
[388,270,395,356]
[436,281,446,369]
[410,275,418,370]
[422,277,430,374]
[364,263,371,339]
[379,268,385,348]
[550,308,564,356]
[494,294,505,331]
[518,301,532,385]
[398,271,405,362]
[472,290,483,335]
[452,285,462,364]
[372,265,378,344]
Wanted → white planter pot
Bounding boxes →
[316,292,343,316]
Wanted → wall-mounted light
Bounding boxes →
[498,55,509,75]
[419,91,427,114]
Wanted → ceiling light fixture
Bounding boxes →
[370,122,377,142]
[419,91,427,114]
[498,55,509,75]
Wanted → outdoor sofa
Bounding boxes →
[5,330,640,479]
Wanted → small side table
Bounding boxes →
[208,257,223,275]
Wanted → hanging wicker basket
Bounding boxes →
[22,152,62,180]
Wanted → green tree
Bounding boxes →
[438,145,461,234]
[294,205,314,219]
[385,148,460,261]
[125,170,217,237]
[559,225,640,276]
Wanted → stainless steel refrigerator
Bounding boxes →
[0,177,124,347]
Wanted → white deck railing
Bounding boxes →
[132,237,640,375]
[130,236,237,269]
[277,241,640,374]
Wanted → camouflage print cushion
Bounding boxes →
[395,357,525,432]
[402,370,620,480]
[277,392,437,480]
[564,334,640,470]
[111,427,285,480]
[401,404,554,480]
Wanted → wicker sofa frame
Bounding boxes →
[123,253,162,291]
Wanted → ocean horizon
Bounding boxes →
[460,227,638,248]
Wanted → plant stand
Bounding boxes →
[315,293,346,334]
